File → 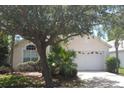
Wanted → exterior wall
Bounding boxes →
[66,36,109,71]
[13,36,110,71]
[66,36,109,51]
[13,40,31,69]
[110,51,124,68]
[73,52,107,71]
[13,40,49,69]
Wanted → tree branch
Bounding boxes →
[47,32,89,46]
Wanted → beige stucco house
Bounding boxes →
[13,35,111,71]
[13,40,37,68]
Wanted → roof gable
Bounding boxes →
[14,35,111,51]
[66,35,111,51]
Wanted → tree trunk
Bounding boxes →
[10,34,15,74]
[115,40,119,74]
[36,44,53,87]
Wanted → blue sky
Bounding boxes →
[93,25,108,41]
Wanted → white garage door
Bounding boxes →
[74,51,106,71]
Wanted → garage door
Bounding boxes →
[73,51,106,71]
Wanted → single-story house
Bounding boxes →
[108,40,124,68]
[13,35,111,71]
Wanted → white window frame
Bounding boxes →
[22,43,40,62]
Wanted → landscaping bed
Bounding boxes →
[0,74,44,88]
[0,72,85,88]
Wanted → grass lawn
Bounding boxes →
[119,68,124,75]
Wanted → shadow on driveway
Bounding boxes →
[83,77,124,88]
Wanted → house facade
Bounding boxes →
[66,35,111,71]
[13,35,111,71]
[13,40,39,69]
[108,40,124,68]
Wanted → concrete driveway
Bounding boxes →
[78,72,124,88]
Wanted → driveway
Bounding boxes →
[78,72,124,88]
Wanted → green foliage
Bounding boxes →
[103,6,124,41]
[0,6,107,38]
[0,6,113,47]
[48,45,77,78]
[106,56,120,73]
[119,68,124,75]
[105,7,124,73]
[60,62,77,79]
[0,6,116,86]
[0,32,9,67]
[17,61,42,72]
[0,75,43,88]
[108,27,124,41]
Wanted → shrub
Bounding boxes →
[106,56,120,73]
[0,66,10,74]
[0,75,43,88]
[48,45,77,78]
[48,62,60,75]
[60,62,77,79]
[0,32,9,67]
[17,61,42,72]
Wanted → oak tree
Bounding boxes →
[0,6,110,87]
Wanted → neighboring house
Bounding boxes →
[13,35,111,71]
[108,40,124,68]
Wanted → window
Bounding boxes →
[26,45,36,50]
[23,44,38,62]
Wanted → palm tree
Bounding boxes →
[108,26,124,73]
[107,6,124,73]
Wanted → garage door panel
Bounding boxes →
[74,53,105,71]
